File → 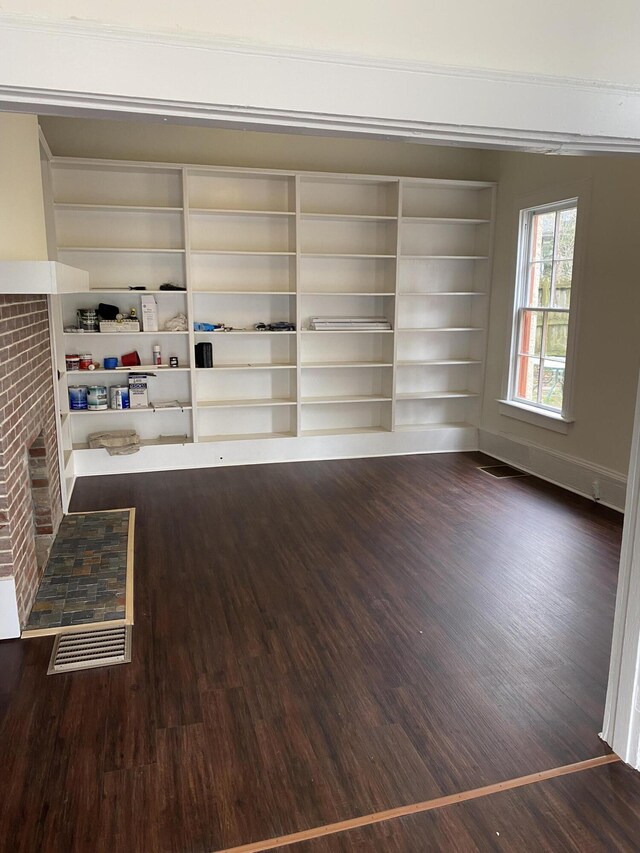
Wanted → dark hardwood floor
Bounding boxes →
[0,452,632,852]
[286,762,640,852]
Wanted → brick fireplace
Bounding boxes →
[0,295,62,636]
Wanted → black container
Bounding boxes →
[195,342,213,368]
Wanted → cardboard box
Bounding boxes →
[140,295,158,332]
[128,373,149,408]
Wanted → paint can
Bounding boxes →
[79,353,93,370]
[87,385,108,410]
[76,309,98,332]
[65,354,80,371]
[109,385,130,410]
[68,385,88,410]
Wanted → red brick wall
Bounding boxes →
[0,296,62,626]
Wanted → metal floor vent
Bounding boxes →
[47,625,132,675]
[479,464,529,480]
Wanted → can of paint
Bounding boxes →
[87,385,108,410]
[76,309,98,332]
[65,354,80,371]
[79,353,93,370]
[109,385,130,410]
[68,385,88,410]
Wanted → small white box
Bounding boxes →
[140,295,158,332]
[99,319,140,333]
[128,374,149,408]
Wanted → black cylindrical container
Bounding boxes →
[195,342,213,368]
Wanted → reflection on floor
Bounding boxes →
[24,510,130,632]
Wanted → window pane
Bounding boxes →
[515,355,540,404]
[556,207,577,259]
[544,311,569,358]
[518,310,543,355]
[531,211,556,262]
[526,262,553,307]
[540,359,565,411]
[552,260,573,308]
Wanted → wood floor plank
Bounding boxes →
[0,638,67,853]
[0,451,628,852]
[284,761,639,853]
[37,668,111,853]
[99,765,162,853]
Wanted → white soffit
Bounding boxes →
[0,16,640,154]
[0,261,89,294]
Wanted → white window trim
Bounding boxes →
[500,179,591,432]
[497,399,572,434]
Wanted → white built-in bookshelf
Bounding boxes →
[46,158,495,498]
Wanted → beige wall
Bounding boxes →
[482,152,640,475]
[38,117,498,181]
[39,115,640,476]
[5,1,640,85]
[0,114,48,261]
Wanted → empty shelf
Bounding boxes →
[301,395,391,405]
[395,391,478,400]
[198,398,296,408]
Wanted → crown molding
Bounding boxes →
[1,13,639,95]
[2,14,640,154]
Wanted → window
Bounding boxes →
[507,198,578,421]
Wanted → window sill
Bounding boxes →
[497,399,573,434]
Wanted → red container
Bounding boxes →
[79,353,93,370]
[121,350,141,367]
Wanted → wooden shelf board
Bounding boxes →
[401,216,490,224]
[66,367,191,375]
[301,395,391,405]
[193,290,295,295]
[58,247,185,253]
[83,289,187,295]
[301,426,390,437]
[68,404,192,414]
[398,291,486,296]
[199,431,295,442]
[190,249,295,256]
[73,435,193,450]
[64,331,189,336]
[190,208,294,217]
[301,291,395,296]
[300,212,398,221]
[301,361,393,368]
[55,203,182,213]
[401,178,495,189]
[197,363,296,370]
[198,398,296,408]
[394,421,475,431]
[397,359,482,366]
[300,253,395,259]
[302,329,393,334]
[398,327,484,332]
[400,254,488,260]
[395,391,479,400]
[194,330,296,336]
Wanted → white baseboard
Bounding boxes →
[0,577,20,639]
[73,425,478,477]
[478,429,627,512]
